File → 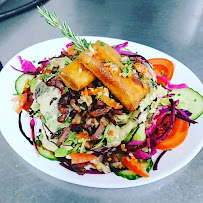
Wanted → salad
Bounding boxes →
[10,7,203,181]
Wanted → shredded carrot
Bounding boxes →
[89,88,123,109]
[82,87,89,97]
[100,94,123,109]
[118,164,123,169]
[11,93,28,114]
[109,130,114,136]
[107,157,112,161]
[109,67,114,75]
[121,144,125,149]
[75,132,89,139]
[42,69,52,74]
[129,153,137,162]
[92,89,100,95]
[122,156,149,177]
[121,144,127,152]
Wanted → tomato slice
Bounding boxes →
[70,152,97,164]
[121,156,149,178]
[148,58,174,85]
[156,118,189,150]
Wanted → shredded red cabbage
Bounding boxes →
[176,109,197,124]
[114,42,128,49]
[132,150,151,159]
[113,42,137,55]
[128,140,146,146]
[156,75,188,90]
[145,123,156,136]
[149,132,157,156]
[114,49,137,56]
[66,42,73,48]
[11,56,37,74]
[156,99,176,143]
[30,118,39,156]
[153,150,167,170]
[84,169,104,174]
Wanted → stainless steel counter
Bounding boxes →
[0,0,202,202]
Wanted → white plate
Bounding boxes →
[0,36,203,188]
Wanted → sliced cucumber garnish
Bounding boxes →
[161,88,203,120]
[15,74,34,94]
[115,159,153,180]
[36,140,58,161]
[116,170,141,180]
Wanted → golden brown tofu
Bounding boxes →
[59,58,95,91]
[78,41,150,112]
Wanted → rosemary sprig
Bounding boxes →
[37,6,86,51]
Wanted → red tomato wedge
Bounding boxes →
[11,93,28,114]
[156,118,189,150]
[148,58,174,86]
[122,156,149,178]
[69,152,97,164]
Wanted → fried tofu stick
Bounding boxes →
[59,58,95,91]
[78,41,150,112]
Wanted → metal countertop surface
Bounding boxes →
[0,0,202,202]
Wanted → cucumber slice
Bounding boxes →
[124,127,137,143]
[15,74,34,94]
[116,170,141,180]
[115,159,153,180]
[132,123,146,141]
[161,88,203,120]
[36,140,58,161]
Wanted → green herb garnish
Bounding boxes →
[161,71,165,75]
[121,67,129,73]
[80,106,86,111]
[37,6,86,51]
[104,59,111,63]
[57,127,62,131]
[82,39,92,49]
[72,55,78,60]
[151,80,155,87]
[126,59,131,65]
[65,118,72,123]
[55,69,59,76]
[65,87,69,92]
[40,74,52,80]
[100,42,104,46]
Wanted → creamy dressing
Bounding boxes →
[36,83,73,152]
[36,84,70,132]
[46,57,72,71]
[41,127,58,152]
[106,121,137,146]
